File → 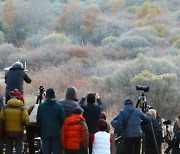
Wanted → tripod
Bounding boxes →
[26,86,44,154]
[136,91,160,154]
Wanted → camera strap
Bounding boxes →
[123,108,135,130]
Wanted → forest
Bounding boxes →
[0,0,179,120]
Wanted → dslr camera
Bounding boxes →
[163,119,171,126]
[136,85,149,92]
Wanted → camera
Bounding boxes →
[136,85,149,92]
[38,86,45,95]
[163,120,171,125]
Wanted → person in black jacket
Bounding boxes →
[142,109,162,154]
[164,115,180,154]
[79,92,103,154]
[5,61,31,103]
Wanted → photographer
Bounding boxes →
[79,92,103,154]
[5,61,31,103]
[111,98,152,154]
[142,109,162,154]
[164,115,180,154]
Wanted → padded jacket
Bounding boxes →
[111,103,151,138]
[0,98,29,138]
[5,65,31,98]
[61,114,89,150]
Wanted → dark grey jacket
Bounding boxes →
[5,66,31,98]
[58,86,79,118]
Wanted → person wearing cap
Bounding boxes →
[79,92,103,154]
[0,90,29,154]
[37,88,65,154]
[61,107,89,154]
[5,61,31,103]
[58,86,80,118]
[164,115,180,154]
[111,98,151,154]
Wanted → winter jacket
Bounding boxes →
[79,98,103,134]
[59,87,79,118]
[142,115,162,154]
[164,129,180,154]
[111,103,151,138]
[61,114,89,150]
[0,98,29,138]
[37,98,65,136]
[91,131,112,154]
[5,65,31,98]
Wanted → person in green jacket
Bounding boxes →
[37,88,65,154]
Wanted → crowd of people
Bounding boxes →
[0,61,180,154]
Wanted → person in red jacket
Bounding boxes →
[61,107,89,154]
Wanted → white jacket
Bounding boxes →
[92,131,111,154]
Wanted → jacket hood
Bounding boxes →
[65,114,85,125]
[65,86,77,100]
[124,103,134,111]
[44,98,57,105]
[7,98,24,107]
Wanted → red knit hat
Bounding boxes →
[9,89,24,101]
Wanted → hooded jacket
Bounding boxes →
[59,87,79,117]
[0,98,29,138]
[5,64,31,98]
[37,98,65,136]
[111,103,151,138]
[61,114,89,150]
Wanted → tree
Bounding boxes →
[0,0,17,28]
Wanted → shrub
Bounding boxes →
[136,1,163,19]
[113,35,151,49]
[101,37,119,46]
[173,39,180,49]
[0,43,19,70]
[111,0,124,12]
[0,32,5,45]
[41,33,70,45]
[82,15,125,45]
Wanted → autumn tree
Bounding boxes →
[0,0,18,43]
[56,0,85,39]
[81,4,101,44]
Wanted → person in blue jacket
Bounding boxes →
[111,98,152,154]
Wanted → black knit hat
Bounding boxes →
[87,93,96,104]
[124,98,133,105]
[46,88,55,98]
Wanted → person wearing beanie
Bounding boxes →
[9,89,24,103]
[37,88,65,154]
[61,107,89,154]
[5,61,31,104]
[58,86,80,118]
[111,98,152,154]
[0,92,29,154]
[79,92,103,154]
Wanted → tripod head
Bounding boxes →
[136,91,149,113]
[36,86,45,104]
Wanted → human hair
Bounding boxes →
[99,112,107,120]
[97,119,107,131]
[148,109,157,120]
[73,107,84,114]
[87,93,95,104]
